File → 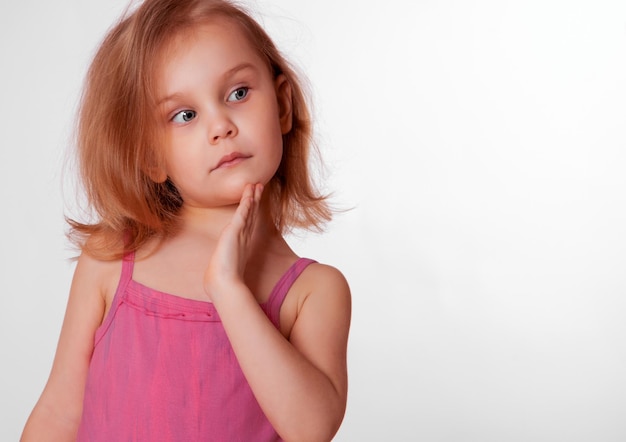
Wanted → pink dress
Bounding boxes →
[77,252,315,441]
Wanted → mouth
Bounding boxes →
[211,152,251,171]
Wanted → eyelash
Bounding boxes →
[171,110,196,124]
[227,86,249,102]
[169,86,250,124]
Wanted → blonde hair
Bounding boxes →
[68,0,331,259]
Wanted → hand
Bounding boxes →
[203,183,263,301]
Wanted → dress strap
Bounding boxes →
[121,250,135,282]
[263,258,316,328]
[93,251,136,346]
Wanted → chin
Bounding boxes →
[219,182,254,206]
[211,172,273,204]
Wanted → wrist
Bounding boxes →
[205,277,250,305]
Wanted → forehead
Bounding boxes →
[155,18,270,86]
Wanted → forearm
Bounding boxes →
[22,399,80,442]
[213,284,345,442]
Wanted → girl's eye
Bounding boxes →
[227,87,249,102]
[172,110,196,123]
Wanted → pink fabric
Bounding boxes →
[77,253,315,441]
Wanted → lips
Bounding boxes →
[212,152,250,171]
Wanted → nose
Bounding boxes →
[208,111,237,145]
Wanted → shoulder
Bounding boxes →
[293,262,351,323]
[73,246,124,307]
[301,262,350,298]
[278,260,351,338]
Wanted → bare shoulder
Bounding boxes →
[73,246,124,317]
[289,262,351,332]
[75,249,121,275]
[299,262,351,301]
[279,261,351,338]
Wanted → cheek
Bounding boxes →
[163,132,197,172]
[265,126,284,171]
[164,149,194,181]
[265,111,286,154]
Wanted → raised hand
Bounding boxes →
[203,183,263,301]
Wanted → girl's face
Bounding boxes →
[154,19,292,209]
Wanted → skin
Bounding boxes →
[22,19,351,442]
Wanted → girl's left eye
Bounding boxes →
[172,110,196,123]
[227,87,249,102]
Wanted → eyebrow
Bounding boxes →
[223,62,258,79]
[157,62,259,106]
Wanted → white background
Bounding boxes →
[2,1,626,440]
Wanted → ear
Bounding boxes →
[147,166,168,183]
[144,147,168,183]
[274,74,293,134]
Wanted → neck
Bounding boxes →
[144,195,293,271]
[180,203,240,238]
[177,196,278,244]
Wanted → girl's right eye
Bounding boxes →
[171,110,196,123]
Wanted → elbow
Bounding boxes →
[278,401,346,442]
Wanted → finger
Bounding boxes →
[239,183,254,210]
[233,184,253,223]
[233,184,257,239]
[242,184,259,235]
[254,183,264,203]
[250,183,262,213]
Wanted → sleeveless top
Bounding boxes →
[77,252,315,442]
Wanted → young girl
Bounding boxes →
[21,0,350,440]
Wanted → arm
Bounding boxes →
[21,253,111,441]
[204,185,351,442]
[212,266,350,442]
